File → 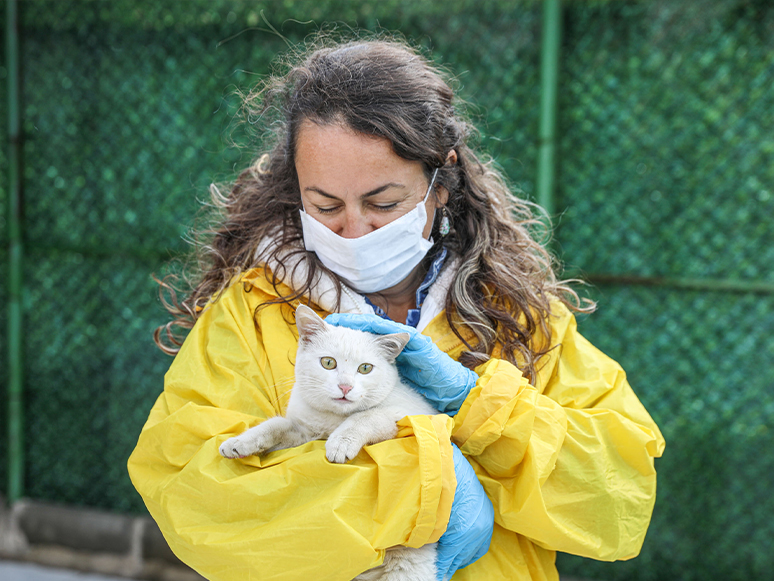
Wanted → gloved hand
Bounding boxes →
[325,313,478,414]
[436,443,494,580]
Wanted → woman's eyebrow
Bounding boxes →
[305,183,406,200]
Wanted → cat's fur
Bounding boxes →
[220,304,439,581]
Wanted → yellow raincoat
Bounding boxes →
[128,268,665,581]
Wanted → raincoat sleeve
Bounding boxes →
[127,283,456,581]
[451,302,665,561]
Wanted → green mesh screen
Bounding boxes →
[557,1,774,281]
[559,287,774,581]
[554,2,774,580]
[0,0,8,499]
[4,1,773,580]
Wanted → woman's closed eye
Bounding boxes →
[371,202,399,212]
[315,205,341,215]
[315,201,401,215]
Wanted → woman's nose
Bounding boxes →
[339,210,373,239]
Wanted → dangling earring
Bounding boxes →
[440,207,451,236]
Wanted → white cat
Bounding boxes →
[220,304,439,581]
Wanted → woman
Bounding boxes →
[129,38,665,581]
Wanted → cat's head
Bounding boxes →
[293,305,409,415]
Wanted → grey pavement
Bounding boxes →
[0,560,129,581]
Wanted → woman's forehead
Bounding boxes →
[295,121,425,194]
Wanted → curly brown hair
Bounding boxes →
[156,34,593,382]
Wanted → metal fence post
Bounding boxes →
[7,0,24,503]
[537,0,562,220]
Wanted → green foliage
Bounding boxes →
[3,1,773,580]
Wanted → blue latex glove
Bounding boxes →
[436,444,494,580]
[325,313,478,414]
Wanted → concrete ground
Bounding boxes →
[1,497,204,581]
[0,560,129,581]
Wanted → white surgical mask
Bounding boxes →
[299,169,439,293]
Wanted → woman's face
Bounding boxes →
[295,121,446,239]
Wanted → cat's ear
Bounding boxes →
[374,332,410,361]
[295,305,327,343]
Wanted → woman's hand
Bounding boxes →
[436,443,494,580]
[325,313,478,414]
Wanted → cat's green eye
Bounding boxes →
[320,357,337,370]
[358,363,373,374]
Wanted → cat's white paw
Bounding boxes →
[326,433,363,464]
[219,434,266,459]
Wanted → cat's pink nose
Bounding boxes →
[338,384,353,396]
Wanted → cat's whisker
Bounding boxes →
[263,377,298,407]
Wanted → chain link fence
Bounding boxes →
[2,1,772,580]
[555,3,774,579]
[0,2,8,505]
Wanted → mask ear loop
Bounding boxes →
[422,168,442,241]
[423,168,440,203]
